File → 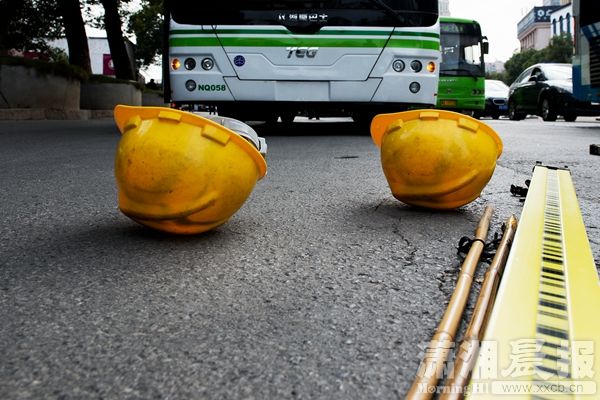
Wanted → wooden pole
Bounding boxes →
[406,205,494,400]
[439,215,517,400]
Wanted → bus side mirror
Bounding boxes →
[482,40,489,55]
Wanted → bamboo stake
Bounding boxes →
[406,205,494,400]
[439,215,518,400]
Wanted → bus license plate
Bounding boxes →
[441,100,457,106]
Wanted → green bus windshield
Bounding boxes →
[439,21,484,77]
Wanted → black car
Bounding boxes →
[507,63,600,121]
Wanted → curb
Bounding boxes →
[0,108,114,121]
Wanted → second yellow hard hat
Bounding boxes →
[371,109,503,209]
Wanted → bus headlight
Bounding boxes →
[392,59,405,72]
[184,58,196,70]
[410,60,422,72]
[171,58,181,70]
[201,57,214,70]
[185,80,197,91]
[409,82,421,93]
[427,62,436,73]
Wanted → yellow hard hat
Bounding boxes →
[113,105,267,234]
[370,109,503,210]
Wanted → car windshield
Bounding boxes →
[485,80,508,91]
[543,65,572,81]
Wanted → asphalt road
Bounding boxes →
[1,116,599,399]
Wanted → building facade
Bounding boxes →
[543,0,570,5]
[49,28,136,77]
[486,60,505,74]
[439,0,450,17]
[550,3,574,38]
[517,6,561,51]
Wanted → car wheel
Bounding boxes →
[541,98,557,121]
[563,114,577,122]
[492,114,500,120]
[508,101,525,121]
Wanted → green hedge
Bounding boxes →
[0,57,143,90]
[87,74,143,90]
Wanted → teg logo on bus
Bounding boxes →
[286,47,318,58]
[198,84,227,92]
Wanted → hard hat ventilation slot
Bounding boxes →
[457,118,479,133]
[158,110,183,123]
[419,111,440,120]
[201,125,231,146]
[124,115,141,132]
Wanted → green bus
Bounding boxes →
[437,17,488,113]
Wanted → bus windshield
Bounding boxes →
[440,21,484,77]
[170,0,439,28]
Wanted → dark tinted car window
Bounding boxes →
[517,67,533,84]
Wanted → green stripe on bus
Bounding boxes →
[170,28,439,39]
[170,37,438,49]
[392,31,439,38]
[387,39,439,50]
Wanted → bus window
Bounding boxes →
[170,0,439,28]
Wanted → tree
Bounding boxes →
[0,0,62,56]
[504,48,541,84]
[540,34,573,63]
[99,0,135,80]
[502,34,574,84]
[486,71,509,85]
[128,0,163,67]
[58,0,92,74]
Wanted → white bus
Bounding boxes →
[163,0,440,124]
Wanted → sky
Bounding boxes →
[449,0,541,62]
